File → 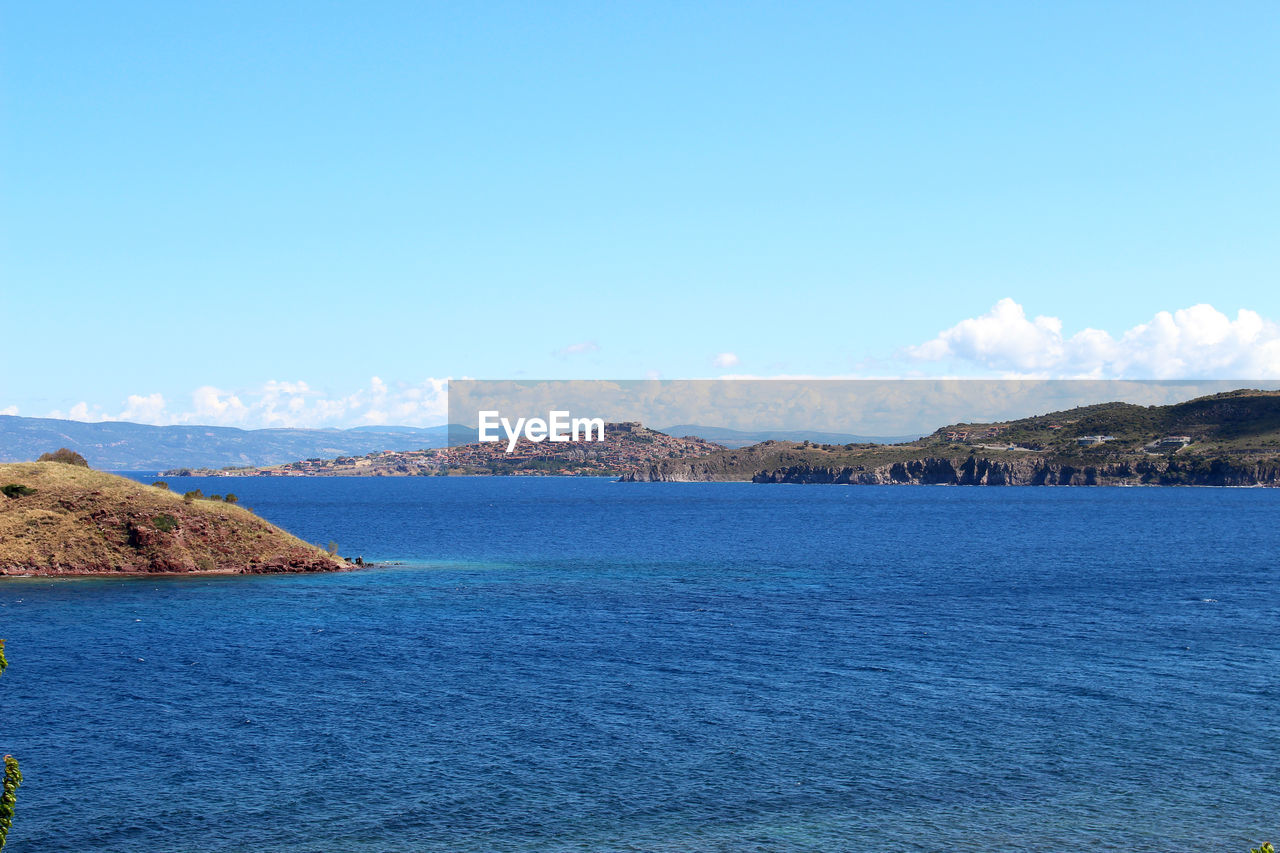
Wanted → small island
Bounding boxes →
[0,458,346,576]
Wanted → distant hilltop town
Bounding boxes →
[165,422,722,478]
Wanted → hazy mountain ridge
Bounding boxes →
[0,415,451,470]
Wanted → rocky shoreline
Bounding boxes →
[623,455,1280,486]
[1,557,349,577]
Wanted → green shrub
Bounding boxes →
[1,640,22,852]
[151,481,169,490]
[0,485,35,500]
[0,755,18,852]
[183,489,204,504]
[326,541,339,556]
[223,494,238,504]
[152,514,178,534]
[36,448,89,468]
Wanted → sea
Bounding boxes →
[1,476,1277,852]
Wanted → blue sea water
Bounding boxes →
[1,477,1278,852]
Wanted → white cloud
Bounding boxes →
[713,352,741,369]
[191,386,250,424]
[0,405,17,416]
[121,393,167,423]
[555,341,601,357]
[907,299,1280,378]
[63,402,110,421]
[43,377,454,429]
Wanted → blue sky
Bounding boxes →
[3,2,1278,426]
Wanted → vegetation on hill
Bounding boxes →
[0,463,347,575]
[923,389,1280,459]
[0,640,20,852]
[625,390,1280,485]
[36,448,88,467]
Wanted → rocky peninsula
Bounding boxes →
[0,461,346,576]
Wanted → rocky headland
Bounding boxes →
[623,390,1280,486]
[0,462,347,576]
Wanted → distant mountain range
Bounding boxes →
[0,415,453,471]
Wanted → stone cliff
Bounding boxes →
[624,454,1280,486]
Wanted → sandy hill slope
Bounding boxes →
[0,463,346,575]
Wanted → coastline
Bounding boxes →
[0,563,366,579]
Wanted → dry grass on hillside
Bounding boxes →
[0,463,345,575]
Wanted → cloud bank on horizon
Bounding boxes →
[11,300,1280,429]
[37,378,451,431]
[906,299,1280,379]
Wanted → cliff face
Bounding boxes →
[623,455,1280,486]
[0,463,347,576]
